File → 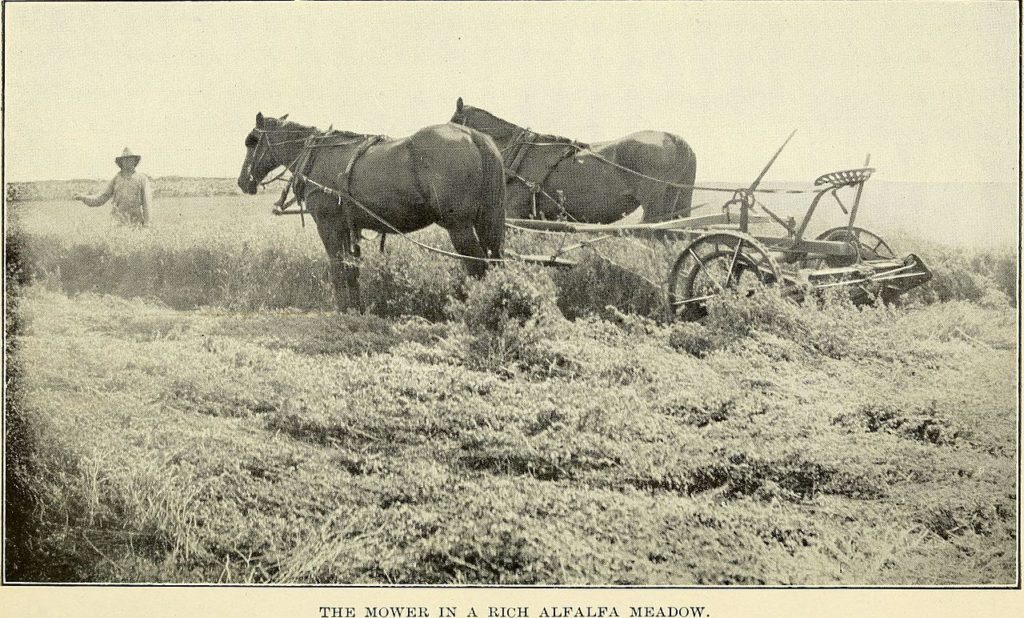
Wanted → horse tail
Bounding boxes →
[636,133,697,223]
[667,134,697,220]
[469,129,506,262]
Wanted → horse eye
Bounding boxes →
[245,135,257,147]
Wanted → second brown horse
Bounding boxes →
[451,98,697,224]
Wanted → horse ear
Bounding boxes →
[456,97,464,112]
[256,112,264,127]
[280,113,289,121]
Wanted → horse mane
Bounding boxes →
[267,117,316,133]
[270,117,372,140]
[528,130,589,150]
[464,104,589,149]
[322,128,371,139]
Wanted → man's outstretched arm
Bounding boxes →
[75,177,115,207]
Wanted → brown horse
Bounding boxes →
[450,98,697,224]
[238,113,505,310]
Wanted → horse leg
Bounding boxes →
[473,206,505,264]
[329,243,362,312]
[313,215,350,312]
[342,239,362,312]
[447,227,489,278]
[327,256,348,311]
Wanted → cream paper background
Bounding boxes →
[2,585,1024,618]
[2,1,1021,615]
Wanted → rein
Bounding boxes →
[289,170,506,265]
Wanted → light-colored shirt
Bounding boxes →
[82,171,153,225]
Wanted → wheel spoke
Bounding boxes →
[671,293,717,306]
[724,242,743,289]
[688,247,726,293]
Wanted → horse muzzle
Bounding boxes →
[238,176,260,195]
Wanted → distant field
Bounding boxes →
[4,179,1019,584]
[6,177,240,202]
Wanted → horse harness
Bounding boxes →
[499,128,588,221]
[277,133,388,256]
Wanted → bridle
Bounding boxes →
[246,127,315,187]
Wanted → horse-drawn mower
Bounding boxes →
[504,133,932,320]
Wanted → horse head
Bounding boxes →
[238,112,308,194]
[450,98,522,146]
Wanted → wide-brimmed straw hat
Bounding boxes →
[115,147,141,166]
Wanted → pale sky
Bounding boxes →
[3,1,1020,183]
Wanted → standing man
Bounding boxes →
[74,147,153,226]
